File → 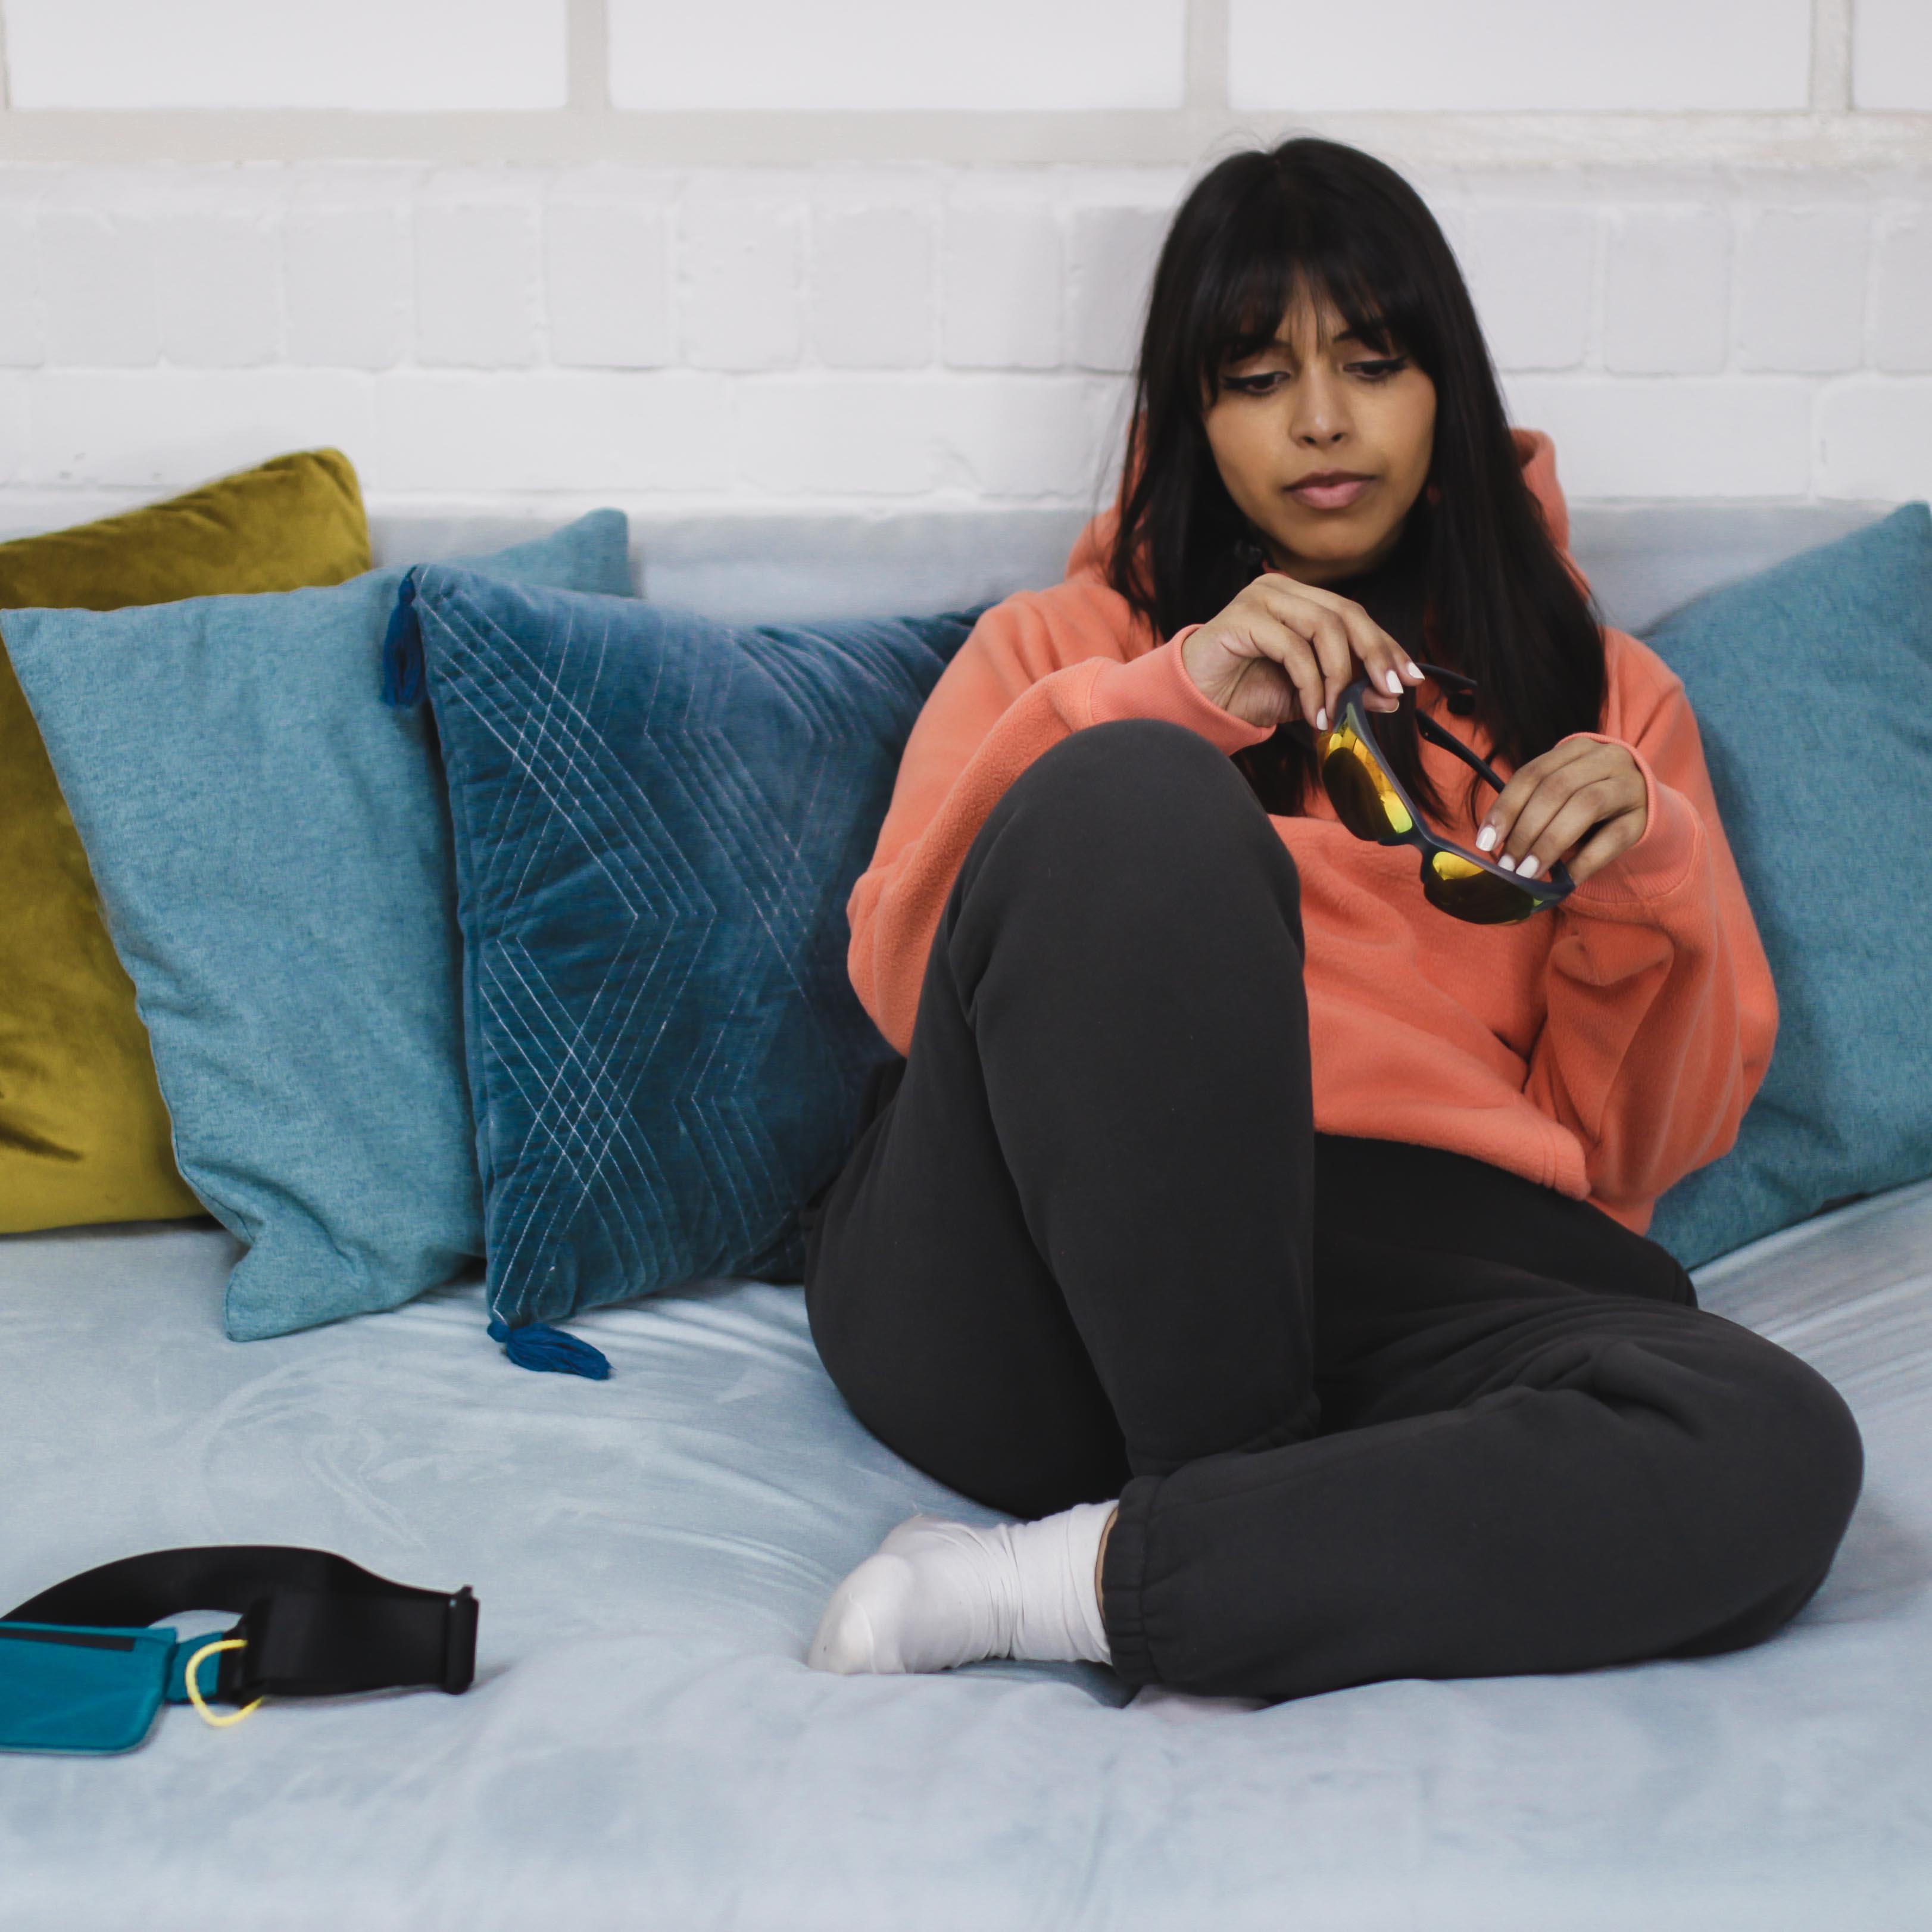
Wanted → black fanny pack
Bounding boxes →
[0,1546,478,1755]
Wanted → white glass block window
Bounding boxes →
[608,0,1187,111]
[1,0,568,110]
[1853,0,1932,110]
[1227,0,1811,112]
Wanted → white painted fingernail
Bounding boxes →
[1315,707,1327,732]
[1475,825,1497,852]
[1405,660,1423,679]
[1517,856,1540,880]
[1498,854,1516,872]
[1384,669,1403,695]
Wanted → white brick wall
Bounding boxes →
[1874,216,1932,373]
[0,374,28,484]
[1228,0,1814,113]
[1067,203,1171,374]
[934,375,1123,500]
[2,0,570,111]
[414,176,544,369]
[1602,211,1730,377]
[941,202,1064,372]
[545,173,678,370]
[32,367,376,488]
[1855,0,1932,112]
[1502,375,1816,501]
[149,186,282,369]
[0,2,1923,522]
[1736,206,1868,373]
[679,182,803,372]
[0,204,41,366]
[739,376,937,497]
[810,198,934,370]
[608,0,1188,112]
[38,192,157,367]
[1454,205,1598,373]
[374,370,730,492]
[285,194,411,370]
[1819,377,1932,498]
[0,163,1926,523]
[7,0,1928,123]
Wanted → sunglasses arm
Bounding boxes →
[1411,706,1512,800]
[1406,710,1576,892]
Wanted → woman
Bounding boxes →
[799,138,1862,1702]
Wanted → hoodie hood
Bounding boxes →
[1067,424,1576,587]
[1511,426,1570,555]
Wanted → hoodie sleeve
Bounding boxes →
[1524,635,1778,1227]
[847,580,1268,1054]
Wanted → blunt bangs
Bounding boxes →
[1190,171,1426,404]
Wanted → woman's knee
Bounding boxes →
[957,720,1297,925]
[1670,1325,1865,1638]
[1013,719,1265,838]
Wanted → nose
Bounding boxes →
[1288,363,1353,450]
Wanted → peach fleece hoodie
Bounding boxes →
[847,429,1776,1234]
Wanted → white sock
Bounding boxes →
[808,1503,1114,1675]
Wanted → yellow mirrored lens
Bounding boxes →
[1424,849,1537,925]
[1320,730,1412,839]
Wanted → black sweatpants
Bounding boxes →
[802,719,1863,1703]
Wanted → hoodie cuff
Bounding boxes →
[1087,630,1275,757]
[1559,732,1704,910]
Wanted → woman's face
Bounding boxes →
[1202,286,1437,586]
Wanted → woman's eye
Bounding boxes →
[1224,357,1408,395]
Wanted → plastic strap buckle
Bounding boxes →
[441,1586,479,1694]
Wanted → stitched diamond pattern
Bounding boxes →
[414,567,976,1330]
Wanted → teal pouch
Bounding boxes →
[0,1621,183,1755]
[0,1546,479,1755]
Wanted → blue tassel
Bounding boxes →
[488,1316,611,1380]
[380,570,423,707]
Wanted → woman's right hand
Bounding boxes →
[1179,573,1426,732]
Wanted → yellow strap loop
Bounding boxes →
[183,1638,266,1731]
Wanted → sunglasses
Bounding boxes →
[1316,663,1573,925]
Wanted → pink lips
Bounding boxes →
[1289,476,1372,510]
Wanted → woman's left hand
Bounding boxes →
[1475,737,1648,889]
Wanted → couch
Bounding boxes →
[3,500,1928,1931]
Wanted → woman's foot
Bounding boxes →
[808,1503,1114,1675]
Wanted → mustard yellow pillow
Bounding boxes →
[0,448,372,1232]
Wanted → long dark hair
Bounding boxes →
[1109,137,1606,820]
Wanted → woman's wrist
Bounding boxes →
[1087,633,1274,756]
[1556,735,1703,907]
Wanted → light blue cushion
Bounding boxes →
[4,513,633,1341]
[404,566,977,1365]
[1645,502,1932,1267]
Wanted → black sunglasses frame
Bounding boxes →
[1319,661,1574,920]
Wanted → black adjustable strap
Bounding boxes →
[5,1547,477,1706]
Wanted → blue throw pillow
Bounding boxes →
[1644,502,1932,1267]
[397,566,977,1375]
[4,513,633,1341]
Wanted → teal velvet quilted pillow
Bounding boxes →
[5,514,635,1341]
[1645,502,1932,1268]
[394,566,978,1376]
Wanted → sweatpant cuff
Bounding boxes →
[1099,1475,1162,1690]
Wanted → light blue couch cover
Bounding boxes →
[2,503,1925,1928]
[1,1176,1928,1929]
